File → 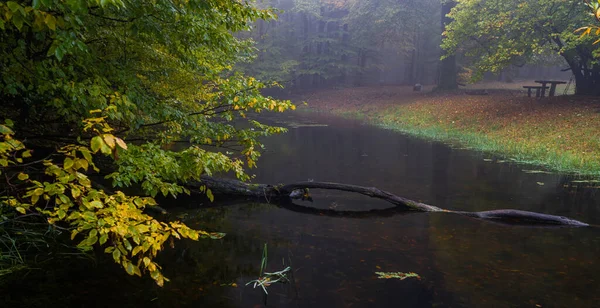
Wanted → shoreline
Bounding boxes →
[295,85,600,177]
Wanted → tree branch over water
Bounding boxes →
[191,176,589,227]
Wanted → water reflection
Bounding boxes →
[2,111,599,307]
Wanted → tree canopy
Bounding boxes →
[442,0,600,95]
[0,0,294,285]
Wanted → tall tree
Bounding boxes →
[438,0,458,90]
[0,0,294,285]
[442,0,600,95]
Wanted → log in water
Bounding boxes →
[188,176,589,227]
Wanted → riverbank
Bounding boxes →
[297,85,600,176]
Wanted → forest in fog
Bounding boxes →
[240,0,571,91]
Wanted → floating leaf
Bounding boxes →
[375,272,421,280]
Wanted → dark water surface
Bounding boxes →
[3,111,600,307]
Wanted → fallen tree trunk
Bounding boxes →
[188,176,589,227]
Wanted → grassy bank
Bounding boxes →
[298,85,600,177]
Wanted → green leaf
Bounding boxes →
[112,248,121,262]
[17,173,29,181]
[6,2,21,13]
[64,158,74,170]
[125,262,135,276]
[87,235,98,245]
[15,206,26,214]
[123,238,132,251]
[206,189,214,202]
[11,13,24,31]
[0,125,13,134]
[54,46,65,61]
[89,200,103,208]
[100,142,112,155]
[44,14,56,31]
[99,233,108,245]
[91,136,103,153]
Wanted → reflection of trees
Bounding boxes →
[0,204,293,308]
[538,177,600,225]
[431,143,451,208]
[428,215,600,307]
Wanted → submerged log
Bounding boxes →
[188,176,589,227]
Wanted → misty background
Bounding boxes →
[238,0,570,92]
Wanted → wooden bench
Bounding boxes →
[523,86,548,98]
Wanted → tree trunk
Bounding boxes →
[573,67,600,96]
[438,1,458,90]
[189,176,589,227]
[558,40,600,96]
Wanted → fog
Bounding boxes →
[241,0,570,92]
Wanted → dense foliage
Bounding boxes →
[442,0,600,95]
[0,0,294,285]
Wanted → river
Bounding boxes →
[3,111,600,307]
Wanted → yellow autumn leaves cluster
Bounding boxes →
[0,112,213,286]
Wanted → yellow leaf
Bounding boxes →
[17,173,28,181]
[79,158,89,171]
[71,187,81,198]
[64,157,74,169]
[102,134,116,149]
[115,137,127,150]
[71,229,79,240]
[15,206,26,214]
[132,246,143,256]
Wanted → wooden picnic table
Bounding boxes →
[522,85,548,98]
[534,80,567,97]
